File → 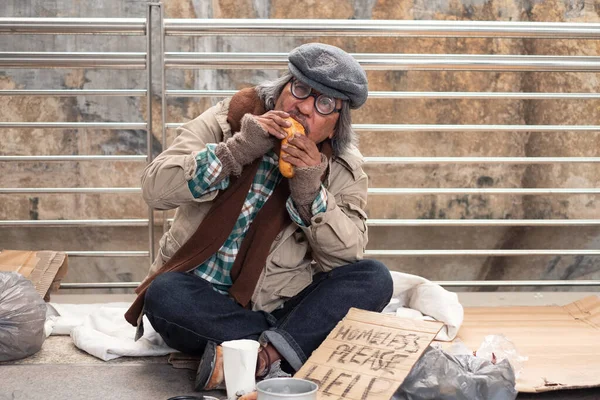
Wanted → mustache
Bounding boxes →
[287,110,310,135]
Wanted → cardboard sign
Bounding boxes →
[295,308,443,400]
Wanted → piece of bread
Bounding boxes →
[279,117,306,178]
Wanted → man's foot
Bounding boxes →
[238,392,258,400]
[195,342,225,391]
[256,344,289,379]
[256,346,271,378]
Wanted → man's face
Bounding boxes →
[274,80,342,144]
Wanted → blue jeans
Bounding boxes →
[144,259,393,372]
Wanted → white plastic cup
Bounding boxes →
[221,339,260,400]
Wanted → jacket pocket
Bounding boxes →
[270,229,309,267]
[344,201,368,229]
[264,230,312,299]
[158,231,180,262]
[315,200,367,250]
[273,264,313,298]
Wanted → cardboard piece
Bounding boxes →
[294,308,443,400]
[168,352,202,370]
[0,250,68,301]
[456,295,600,393]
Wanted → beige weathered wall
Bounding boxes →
[1,0,599,291]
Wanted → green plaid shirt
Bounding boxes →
[187,143,327,294]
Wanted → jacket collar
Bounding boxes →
[335,144,364,172]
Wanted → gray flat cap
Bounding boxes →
[288,43,368,109]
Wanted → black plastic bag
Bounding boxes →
[394,346,518,400]
[0,272,47,361]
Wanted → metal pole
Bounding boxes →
[435,280,600,287]
[0,122,146,129]
[0,155,146,162]
[0,89,146,96]
[159,3,169,236]
[166,89,236,97]
[353,123,600,132]
[366,219,600,227]
[365,249,600,256]
[367,188,600,195]
[0,17,146,35]
[0,52,146,69]
[65,251,149,257]
[363,157,600,165]
[0,188,141,194]
[163,19,600,39]
[0,219,149,227]
[61,282,142,289]
[163,52,600,72]
[367,91,600,99]
[146,3,156,263]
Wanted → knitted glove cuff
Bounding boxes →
[214,143,243,179]
[227,113,274,166]
[289,153,328,206]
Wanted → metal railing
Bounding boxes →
[0,8,158,264]
[1,10,599,289]
[164,52,600,71]
[163,19,600,38]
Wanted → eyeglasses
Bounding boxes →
[290,79,342,116]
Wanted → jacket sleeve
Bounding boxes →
[296,167,369,272]
[141,102,227,210]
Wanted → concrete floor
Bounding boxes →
[0,364,205,400]
[1,292,599,400]
[2,362,600,400]
[0,335,226,400]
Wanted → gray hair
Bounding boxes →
[255,72,357,156]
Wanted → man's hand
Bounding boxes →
[285,133,328,223]
[254,110,291,140]
[215,111,289,175]
[281,134,322,168]
[238,391,258,400]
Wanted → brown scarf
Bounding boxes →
[125,88,330,326]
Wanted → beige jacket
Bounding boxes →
[142,97,369,313]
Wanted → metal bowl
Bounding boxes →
[256,378,318,400]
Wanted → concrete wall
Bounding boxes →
[1,0,599,292]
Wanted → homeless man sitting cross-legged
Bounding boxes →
[124,43,394,390]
